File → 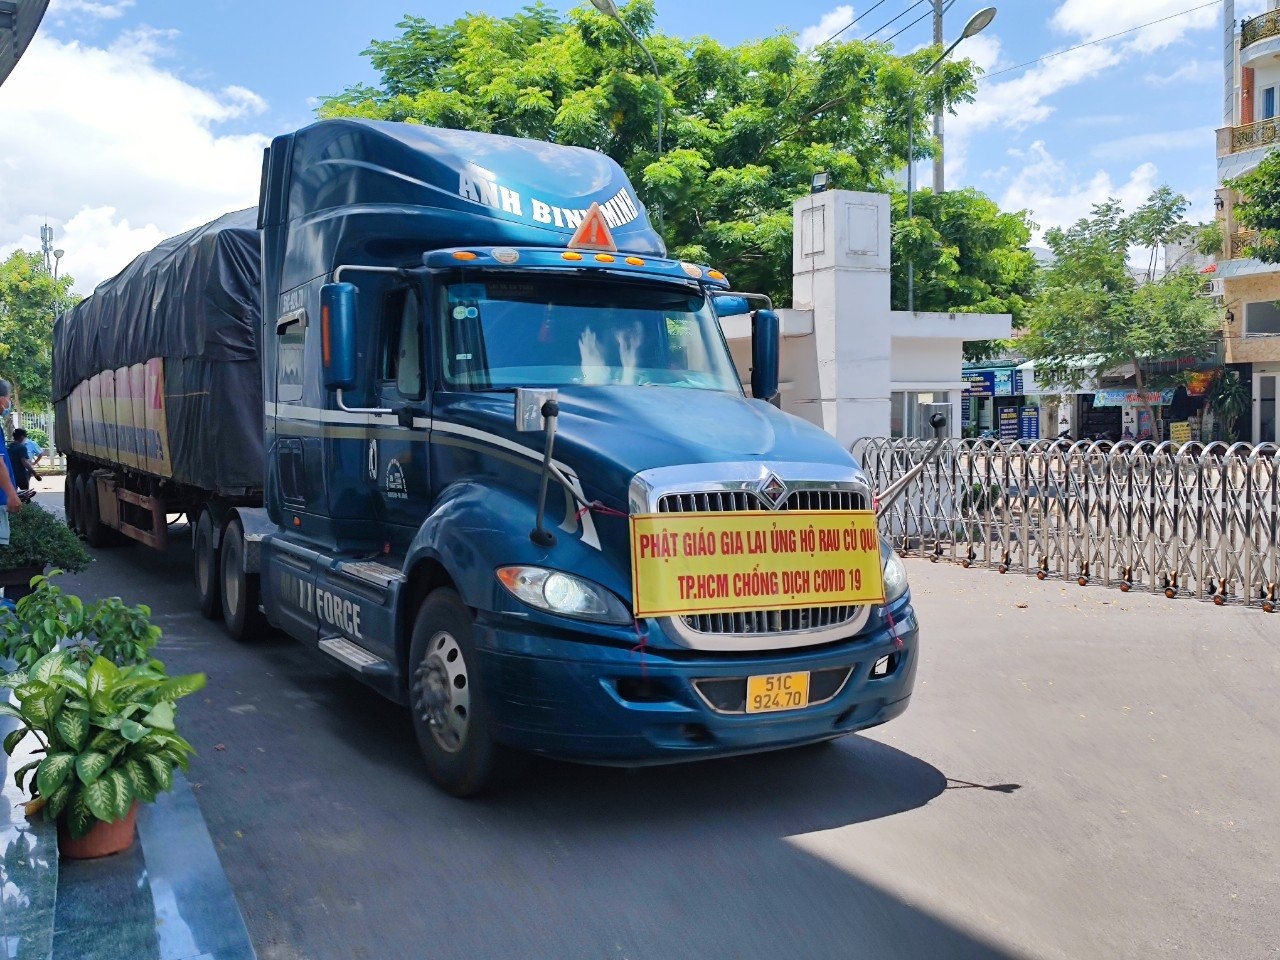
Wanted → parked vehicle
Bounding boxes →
[53,119,919,795]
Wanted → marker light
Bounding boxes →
[452,251,478,261]
[625,257,644,266]
[492,247,520,264]
[562,252,584,261]
[707,270,726,281]
[680,262,702,278]
[496,566,632,624]
[594,254,616,263]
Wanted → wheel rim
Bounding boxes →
[223,531,241,616]
[413,630,470,754]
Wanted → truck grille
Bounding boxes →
[656,486,868,636]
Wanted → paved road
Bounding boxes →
[29,479,1280,960]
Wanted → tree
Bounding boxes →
[0,250,78,412]
[317,0,986,307]
[1018,190,1219,433]
[1227,149,1280,262]
[889,187,1038,361]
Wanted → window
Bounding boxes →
[1264,84,1279,120]
[1245,300,1280,336]
[380,288,424,399]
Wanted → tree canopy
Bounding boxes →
[1227,150,1280,263]
[0,250,78,410]
[318,0,995,307]
[889,187,1038,361]
[1017,190,1217,402]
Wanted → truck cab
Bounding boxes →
[247,119,918,795]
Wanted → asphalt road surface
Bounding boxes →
[29,478,1280,960]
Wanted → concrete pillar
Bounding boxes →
[791,190,892,448]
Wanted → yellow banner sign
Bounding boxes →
[630,510,885,618]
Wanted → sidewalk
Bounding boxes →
[1,479,257,960]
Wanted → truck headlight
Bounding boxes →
[882,548,909,605]
[496,566,633,624]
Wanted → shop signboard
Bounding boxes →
[992,369,1014,397]
[1169,421,1192,447]
[998,406,1019,439]
[1092,388,1175,408]
[1019,406,1040,440]
[963,371,995,397]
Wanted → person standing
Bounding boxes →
[0,380,25,548]
[6,428,42,491]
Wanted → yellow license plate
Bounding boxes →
[745,671,810,714]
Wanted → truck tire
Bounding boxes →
[219,516,265,641]
[409,588,525,797]
[64,471,78,529]
[83,480,113,548]
[193,509,222,620]
[72,475,91,539]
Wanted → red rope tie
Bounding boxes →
[630,619,648,675]
[885,604,903,649]
[574,500,629,523]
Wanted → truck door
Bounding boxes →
[371,284,431,551]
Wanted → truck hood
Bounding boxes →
[438,386,864,506]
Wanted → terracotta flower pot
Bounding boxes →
[57,803,139,860]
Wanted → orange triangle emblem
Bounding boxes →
[567,202,617,252]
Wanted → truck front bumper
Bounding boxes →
[473,602,919,765]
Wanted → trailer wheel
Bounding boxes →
[83,480,113,548]
[72,474,92,539]
[193,510,222,620]
[219,517,265,642]
[409,588,526,797]
[63,471,78,529]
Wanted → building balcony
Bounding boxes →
[1243,10,1280,49]
[1220,117,1280,156]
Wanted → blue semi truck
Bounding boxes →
[53,119,919,796]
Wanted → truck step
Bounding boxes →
[319,636,387,670]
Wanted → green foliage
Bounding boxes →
[1209,369,1249,441]
[23,427,49,450]
[0,503,91,574]
[1195,221,1223,259]
[890,188,1038,360]
[0,251,79,410]
[0,648,204,836]
[1227,150,1280,263]
[316,1,988,307]
[1018,190,1218,396]
[0,573,161,669]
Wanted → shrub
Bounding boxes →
[0,504,91,574]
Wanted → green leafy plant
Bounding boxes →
[1209,369,1249,442]
[0,504,91,574]
[0,649,205,837]
[0,573,160,669]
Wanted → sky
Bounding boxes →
[0,0,1266,295]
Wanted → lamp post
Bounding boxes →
[589,0,664,230]
[906,5,996,312]
[53,248,64,282]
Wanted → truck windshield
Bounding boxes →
[439,275,742,393]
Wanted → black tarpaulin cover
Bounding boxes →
[52,208,263,495]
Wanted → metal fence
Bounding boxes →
[853,437,1280,610]
[9,410,66,471]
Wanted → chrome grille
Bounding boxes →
[657,484,867,637]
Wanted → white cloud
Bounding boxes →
[46,0,135,21]
[999,141,1160,241]
[1090,126,1214,162]
[798,6,855,51]
[1051,0,1217,53]
[947,40,1120,182]
[1144,60,1217,86]
[0,31,269,294]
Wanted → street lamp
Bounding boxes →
[906,5,996,313]
[53,248,64,282]
[589,0,663,159]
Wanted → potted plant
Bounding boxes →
[0,577,204,859]
[0,504,91,602]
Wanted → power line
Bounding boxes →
[980,1,1218,83]
[882,3,940,45]
[819,0,893,46]
[863,0,929,43]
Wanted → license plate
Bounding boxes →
[745,671,811,714]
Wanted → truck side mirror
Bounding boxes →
[712,295,750,317]
[320,282,358,391]
[751,309,780,403]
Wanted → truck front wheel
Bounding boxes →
[219,516,265,641]
[193,510,222,619]
[409,588,524,797]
